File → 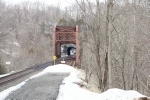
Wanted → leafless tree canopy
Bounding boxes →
[0,1,83,72]
[76,0,150,96]
[0,1,68,72]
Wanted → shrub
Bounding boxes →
[29,48,34,54]
[0,63,6,75]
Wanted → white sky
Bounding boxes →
[4,0,76,8]
[0,64,148,100]
[4,0,105,8]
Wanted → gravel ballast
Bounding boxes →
[6,73,68,100]
[0,69,42,92]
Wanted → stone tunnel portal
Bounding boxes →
[61,44,76,56]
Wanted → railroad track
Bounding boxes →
[0,55,75,86]
[0,69,35,86]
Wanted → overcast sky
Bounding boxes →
[4,0,76,8]
[4,0,105,8]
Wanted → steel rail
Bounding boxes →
[0,55,75,86]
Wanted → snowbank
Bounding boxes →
[56,65,149,100]
[0,80,27,100]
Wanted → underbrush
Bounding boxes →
[0,62,6,75]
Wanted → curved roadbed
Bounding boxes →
[5,73,68,100]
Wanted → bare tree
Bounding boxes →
[105,0,114,88]
[76,0,150,96]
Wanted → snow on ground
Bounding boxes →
[56,66,148,100]
[0,71,14,78]
[13,42,20,46]
[0,49,18,57]
[0,64,149,100]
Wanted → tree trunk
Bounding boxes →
[106,0,113,88]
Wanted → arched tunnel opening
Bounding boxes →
[61,44,76,57]
[67,47,76,56]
